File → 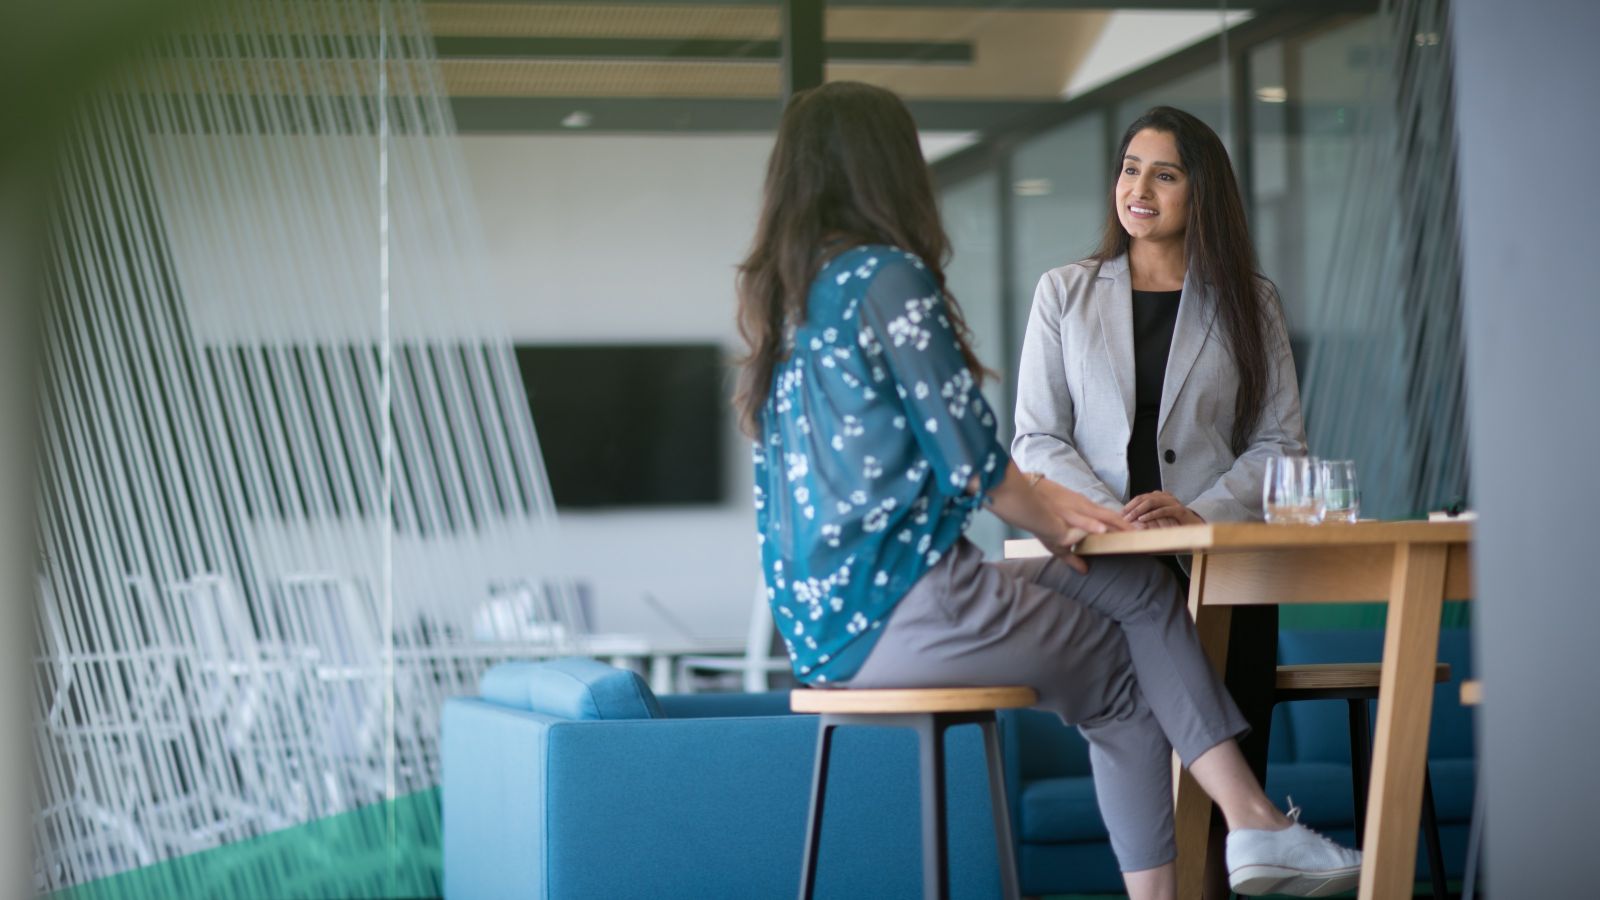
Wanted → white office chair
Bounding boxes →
[676,578,792,694]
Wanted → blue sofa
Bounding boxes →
[443,630,1476,898]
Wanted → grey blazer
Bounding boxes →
[1011,254,1307,523]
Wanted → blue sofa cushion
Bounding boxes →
[479,657,663,720]
[1019,775,1108,843]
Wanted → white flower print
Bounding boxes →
[862,455,883,479]
[914,381,929,399]
[830,596,844,612]
[845,611,870,635]
[886,310,931,351]
[794,486,810,505]
[926,550,941,566]
[821,523,841,548]
[810,336,823,351]
[831,435,844,451]
[892,415,905,429]
[858,327,883,358]
[874,571,889,586]
[850,490,867,505]
[785,452,809,481]
[925,418,938,433]
[823,327,838,343]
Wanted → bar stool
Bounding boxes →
[790,686,1036,900]
[1273,662,1452,900]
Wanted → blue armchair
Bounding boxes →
[442,658,1016,899]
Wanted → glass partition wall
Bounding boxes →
[935,1,1466,544]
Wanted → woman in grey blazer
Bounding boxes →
[1012,107,1334,896]
[1014,107,1307,530]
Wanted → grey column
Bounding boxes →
[1452,1,1600,896]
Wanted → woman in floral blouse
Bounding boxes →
[733,81,1360,899]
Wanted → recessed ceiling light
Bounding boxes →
[1013,178,1052,197]
[1255,86,1288,104]
[561,111,593,129]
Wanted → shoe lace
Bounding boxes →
[1283,796,1356,854]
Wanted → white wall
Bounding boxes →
[459,131,998,639]
[460,134,772,638]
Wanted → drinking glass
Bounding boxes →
[1319,459,1360,524]
[1263,454,1324,524]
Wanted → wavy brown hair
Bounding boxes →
[733,81,987,439]
[1093,106,1277,455]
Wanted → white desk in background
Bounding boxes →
[396,635,747,695]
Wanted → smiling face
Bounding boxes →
[1115,128,1190,245]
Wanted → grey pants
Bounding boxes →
[847,538,1248,873]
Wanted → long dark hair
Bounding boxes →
[733,81,987,439]
[1092,106,1275,455]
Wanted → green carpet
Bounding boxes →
[47,789,443,900]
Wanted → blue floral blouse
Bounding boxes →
[752,245,1008,684]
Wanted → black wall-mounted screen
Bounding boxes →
[514,343,726,509]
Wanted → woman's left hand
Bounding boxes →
[1123,491,1205,529]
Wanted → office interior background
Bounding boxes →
[0,0,1594,897]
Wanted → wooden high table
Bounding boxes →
[1005,520,1473,900]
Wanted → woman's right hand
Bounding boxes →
[1033,477,1135,534]
[1038,517,1091,573]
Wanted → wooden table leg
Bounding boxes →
[1358,542,1447,899]
[1176,554,1232,900]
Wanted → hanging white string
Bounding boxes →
[34,1,571,892]
[1296,0,1467,518]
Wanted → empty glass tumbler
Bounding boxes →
[1263,454,1325,524]
[1319,459,1360,523]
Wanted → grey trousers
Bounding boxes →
[847,538,1248,873]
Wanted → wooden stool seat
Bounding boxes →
[790,685,1037,715]
[792,685,1031,900]
[1275,662,1451,694]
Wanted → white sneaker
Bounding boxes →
[1226,799,1362,897]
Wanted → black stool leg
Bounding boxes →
[978,716,1022,900]
[1421,769,1448,900]
[917,714,950,900]
[1462,776,1485,900]
[798,718,836,900]
[1348,698,1372,848]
